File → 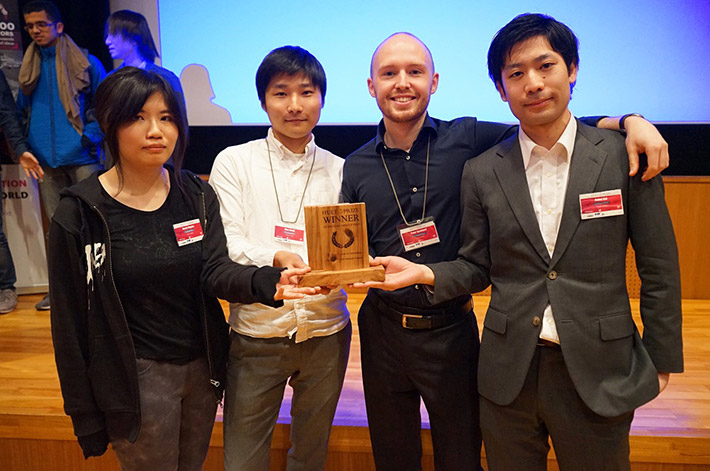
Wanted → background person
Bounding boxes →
[18,0,106,311]
[105,10,185,118]
[48,67,314,469]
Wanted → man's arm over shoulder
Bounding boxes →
[597,115,669,180]
[468,117,603,156]
[463,115,615,158]
[464,118,514,156]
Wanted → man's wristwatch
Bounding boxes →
[619,113,644,132]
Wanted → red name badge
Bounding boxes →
[579,189,624,220]
[173,219,204,246]
[274,225,305,244]
[399,218,440,252]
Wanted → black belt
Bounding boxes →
[536,338,561,349]
[369,292,472,330]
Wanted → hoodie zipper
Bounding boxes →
[197,182,223,406]
[90,203,142,431]
[91,205,133,344]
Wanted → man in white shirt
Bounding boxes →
[359,14,682,470]
[209,46,350,471]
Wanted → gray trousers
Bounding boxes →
[481,346,635,471]
[39,163,102,220]
[111,356,218,471]
[223,322,351,471]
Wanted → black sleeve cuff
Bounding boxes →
[12,143,29,161]
[77,429,109,459]
[252,266,285,308]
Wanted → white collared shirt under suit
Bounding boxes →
[427,117,683,470]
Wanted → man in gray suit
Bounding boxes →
[362,13,683,470]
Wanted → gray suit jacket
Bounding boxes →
[429,121,683,417]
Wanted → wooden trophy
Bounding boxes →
[299,203,385,287]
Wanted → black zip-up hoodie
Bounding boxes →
[48,168,283,458]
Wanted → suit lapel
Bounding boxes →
[550,123,608,266]
[493,136,551,264]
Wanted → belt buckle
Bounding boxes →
[402,313,423,329]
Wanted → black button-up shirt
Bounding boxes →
[341,114,513,309]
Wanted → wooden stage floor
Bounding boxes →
[1,291,710,470]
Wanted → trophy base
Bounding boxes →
[298,266,385,287]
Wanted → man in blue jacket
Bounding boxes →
[17,1,106,310]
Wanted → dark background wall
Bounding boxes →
[184,123,710,177]
[19,0,112,72]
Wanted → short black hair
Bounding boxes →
[255,46,326,106]
[95,67,188,186]
[106,10,159,63]
[23,0,62,23]
[487,13,579,91]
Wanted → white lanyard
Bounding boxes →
[379,136,430,227]
[266,138,316,224]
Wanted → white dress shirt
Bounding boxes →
[209,129,349,343]
[519,117,577,344]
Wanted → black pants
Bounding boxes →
[358,294,481,471]
[481,346,635,471]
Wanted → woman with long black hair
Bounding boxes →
[48,67,314,470]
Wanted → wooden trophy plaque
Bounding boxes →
[299,203,385,287]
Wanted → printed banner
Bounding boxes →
[2,164,48,293]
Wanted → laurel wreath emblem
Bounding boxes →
[331,229,355,248]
